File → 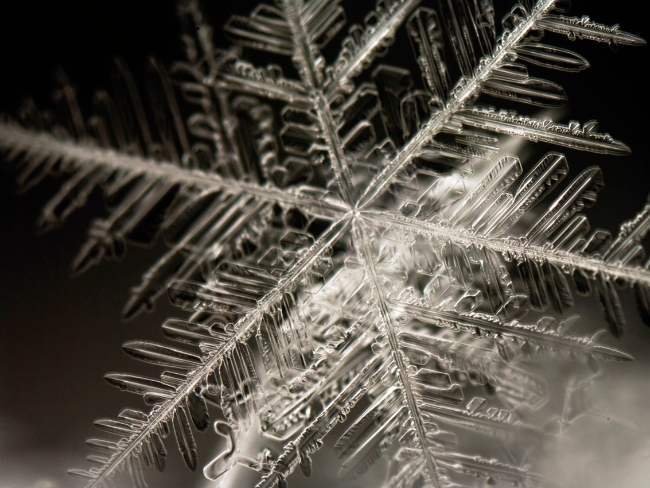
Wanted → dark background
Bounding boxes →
[1,1,649,487]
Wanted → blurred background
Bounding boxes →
[1,1,649,487]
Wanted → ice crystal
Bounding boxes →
[1,0,649,487]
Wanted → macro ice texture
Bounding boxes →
[1,0,649,487]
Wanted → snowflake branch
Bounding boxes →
[363,210,650,286]
[0,123,348,219]
[356,0,557,209]
[352,218,443,487]
[82,214,352,487]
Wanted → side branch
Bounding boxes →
[256,354,385,488]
